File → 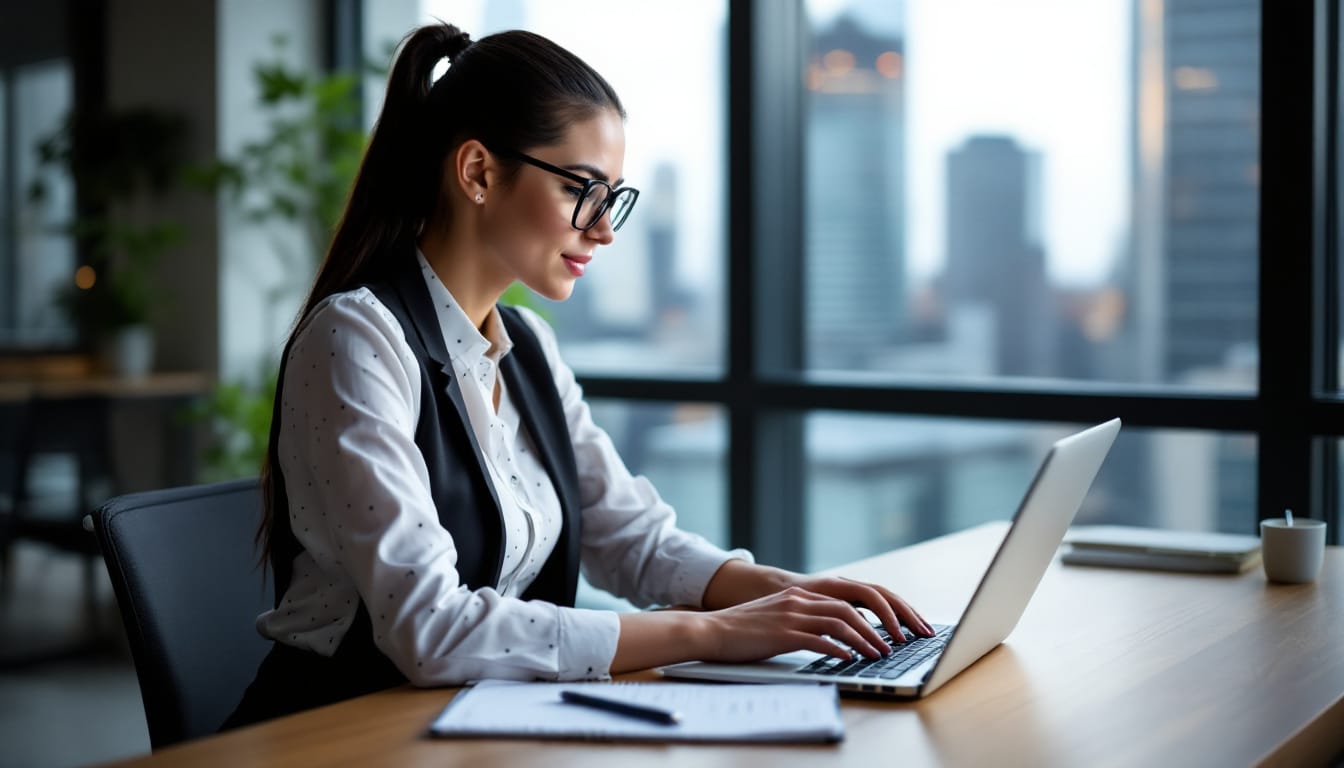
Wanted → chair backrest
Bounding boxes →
[91,478,273,749]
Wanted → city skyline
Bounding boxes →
[426,0,1131,294]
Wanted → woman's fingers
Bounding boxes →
[777,588,890,658]
[707,580,943,663]
[811,577,935,639]
[834,581,908,641]
[855,582,931,639]
[869,583,934,637]
[798,614,886,658]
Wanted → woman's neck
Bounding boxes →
[417,226,510,329]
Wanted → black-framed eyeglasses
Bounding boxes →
[490,147,640,232]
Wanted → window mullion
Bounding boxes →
[728,0,808,569]
[1259,1,1318,533]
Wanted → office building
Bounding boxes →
[944,135,1056,377]
[805,13,907,371]
[1160,0,1260,380]
[1126,0,1260,530]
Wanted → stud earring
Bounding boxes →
[475,193,484,203]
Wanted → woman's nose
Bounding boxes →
[585,214,616,245]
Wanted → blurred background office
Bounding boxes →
[0,0,1332,765]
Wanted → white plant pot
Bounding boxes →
[102,325,155,378]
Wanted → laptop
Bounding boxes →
[658,418,1121,699]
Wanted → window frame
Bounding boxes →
[0,2,99,346]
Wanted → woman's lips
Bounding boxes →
[562,253,591,277]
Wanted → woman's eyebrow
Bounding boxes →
[562,162,624,187]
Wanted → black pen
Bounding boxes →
[559,689,682,725]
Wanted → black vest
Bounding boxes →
[226,252,582,729]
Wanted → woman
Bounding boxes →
[226,22,932,729]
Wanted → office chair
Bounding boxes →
[91,478,273,749]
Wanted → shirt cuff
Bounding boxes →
[669,546,756,608]
[556,607,620,680]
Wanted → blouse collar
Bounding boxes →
[415,249,514,369]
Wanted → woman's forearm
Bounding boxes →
[699,558,799,610]
[610,610,711,673]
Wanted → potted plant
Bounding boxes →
[189,38,367,479]
[55,218,185,376]
[30,107,189,376]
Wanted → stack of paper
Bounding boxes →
[430,680,844,743]
[1060,525,1262,574]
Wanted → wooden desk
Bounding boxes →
[103,523,1344,768]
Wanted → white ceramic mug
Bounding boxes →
[1260,518,1327,584]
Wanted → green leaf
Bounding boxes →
[255,62,307,103]
[189,365,279,481]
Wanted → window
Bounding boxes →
[589,400,728,547]
[803,0,1258,390]
[581,399,726,611]
[353,1,1339,571]
[802,415,1255,570]
[1,60,73,345]
[780,0,1271,559]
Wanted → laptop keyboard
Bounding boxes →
[796,624,954,680]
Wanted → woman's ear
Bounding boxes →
[455,139,492,204]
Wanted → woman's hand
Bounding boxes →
[701,559,933,643]
[614,584,904,673]
[786,573,934,643]
[613,560,935,674]
[698,586,898,663]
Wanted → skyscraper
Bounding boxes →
[1161,0,1259,379]
[1163,0,1259,531]
[944,135,1056,377]
[805,13,906,371]
[1124,0,1260,531]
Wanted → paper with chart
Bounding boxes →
[430,679,845,742]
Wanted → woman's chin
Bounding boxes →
[531,281,576,303]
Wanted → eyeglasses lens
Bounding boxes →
[576,186,637,231]
[575,184,610,230]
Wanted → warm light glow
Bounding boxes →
[1173,66,1218,91]
[1083,289,1127,342]
[1137,0,1166,193]
[822,49,855,76]
[74,265,97,290]
[806,64,825,91]
[875,51,903,79]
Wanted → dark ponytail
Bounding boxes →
[255,23,625,567]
